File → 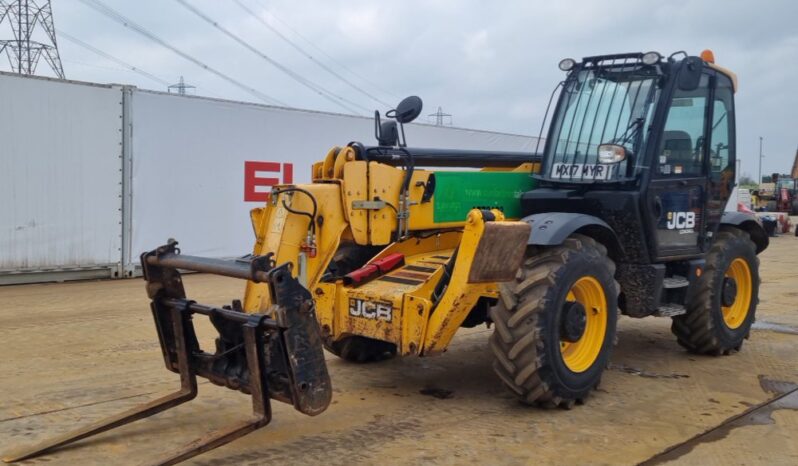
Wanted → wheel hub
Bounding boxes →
[561,301,587,343]
[722,276,738,307]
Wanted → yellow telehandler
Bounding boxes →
[5,50,768,465]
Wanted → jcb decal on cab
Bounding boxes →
[348,298,393,321]
[666,211,696,230]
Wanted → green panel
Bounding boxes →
[432,171,537,223]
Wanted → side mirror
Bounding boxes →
[392,96,423,124]
[677,56,703,91]
[376,96,424,147]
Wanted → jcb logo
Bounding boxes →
[349,298,393,321]
[667,211,696,230]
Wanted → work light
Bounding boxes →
[642,51,661,65]
[558,58,576,71]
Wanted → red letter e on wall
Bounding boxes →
[244,161,294,202]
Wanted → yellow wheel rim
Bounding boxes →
[560,276,607,373]
[722,258,752,329]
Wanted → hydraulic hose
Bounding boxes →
[273,187,318,234]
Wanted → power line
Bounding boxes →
[76,0,286,106]
[232,0,391,109]
[59,30,170,86]
[248,0,399,102]
[176,0,365,114]
[174,0,368,115]
[60,31,225,98]
[63,58,135,72]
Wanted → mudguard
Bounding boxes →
[522,212,617,248]
[720,211,769,253]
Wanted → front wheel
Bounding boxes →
[671,228,759,355]
[489,234,618,408]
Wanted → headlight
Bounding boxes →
[558,58,576,71]
[642,51,661,65]
[598,144,627,163]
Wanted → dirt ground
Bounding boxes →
[1,231,797,465]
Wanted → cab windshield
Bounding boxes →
[542,67,660,182]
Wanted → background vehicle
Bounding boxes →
[773,175,798,214]
[755,146,798,214]
[4,50,768,465]
[756,173,798,214]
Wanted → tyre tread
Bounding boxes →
[489,234,618,408]
[670,228,759,355]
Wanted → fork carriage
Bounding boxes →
[3,240,331,466]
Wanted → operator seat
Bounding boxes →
[661,130,698,174]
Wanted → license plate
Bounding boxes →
[551,163,613,180]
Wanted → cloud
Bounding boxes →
[6,0,797,176]
[463,30,494,63]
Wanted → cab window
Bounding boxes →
[709,74,735,175]
[657,74,709,177]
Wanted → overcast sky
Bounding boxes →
[8,0,798,178]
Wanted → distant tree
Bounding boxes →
[739,173,756,187]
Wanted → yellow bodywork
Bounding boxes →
[242,146,534,357]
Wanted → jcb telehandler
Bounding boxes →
[5,50,768,465]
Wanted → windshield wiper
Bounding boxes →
[611,117,644,147]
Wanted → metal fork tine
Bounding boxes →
[2,307,198,464]
[147,318,273,466]
[149,417,269,466]
[2,390,196,463]
[3,248,330,466]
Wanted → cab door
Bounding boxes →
[705,72,736,235]
[646,73,711,259]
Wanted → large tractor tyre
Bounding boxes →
[671,228,759,355]
[489,234,619,408]
[791,199,798,216]
[324,336,397,363]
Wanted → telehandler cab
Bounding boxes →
[4,50,768,465]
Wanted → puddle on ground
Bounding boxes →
[759,375,798,395]
[609,363,689,379]
[640,376,798,465]
[419,387,454,399]
[752,321,798,335]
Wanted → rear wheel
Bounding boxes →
[324,336,397,363]
[489,235,618,408]
[671,228,759,355]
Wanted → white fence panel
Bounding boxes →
[0,73,123,281]
[129,91,537,264]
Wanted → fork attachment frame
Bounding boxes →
[3,240,331,466]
